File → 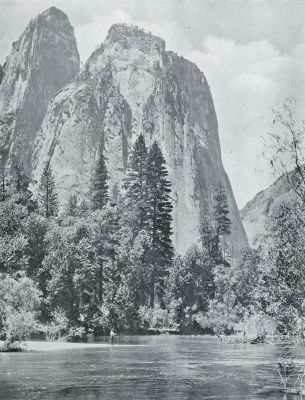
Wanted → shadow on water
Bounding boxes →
[1,336,305,400]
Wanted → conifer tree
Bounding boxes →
[145,141,173,306]
[65,193,78,217]
[123,134,148,230]
[213,186,231,236]
[90,150,109,210]
[212,185,231,262]
[13,164,31,193]
[78,199,89,217]
[124,134,147,199]
[199,215,215,256]
[0,167,6,201]
[38,162,58,218]
[89,151,113,306]
[12,164,38,212]
[118,135,150,307]
[111,183,120,206]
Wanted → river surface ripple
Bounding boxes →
[0,335,302,400]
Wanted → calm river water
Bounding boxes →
[0,336,302,400]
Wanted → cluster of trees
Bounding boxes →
[210,98,305,340]
[3,106,304,344]
[0,133,242,341]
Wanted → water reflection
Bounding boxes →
[0,336,304,399]
[275,342,305,400]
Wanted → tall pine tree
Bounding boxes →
[145,141,173,306]
[90,150,109,210]
[13,164,31,194]
[123,134,148,231]
[200,215,215,257]
[0,167,6,201]
[119,135,150,307]
[89,150,110,306]
[11,164,37,212]
[38,162,58,218]
[212,185,231,262]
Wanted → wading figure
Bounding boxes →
[109,329,116,345]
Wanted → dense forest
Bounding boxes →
[1,128,305,347]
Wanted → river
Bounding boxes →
[0,336,302,399]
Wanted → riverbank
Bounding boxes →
[0,340,111,352]
[0,333,278,353]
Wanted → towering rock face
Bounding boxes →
[241,174,295,247]
[33,24,247,254]
[0,7,80,172]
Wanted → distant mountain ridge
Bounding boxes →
[0,9,248,254]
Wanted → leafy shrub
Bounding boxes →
[195,300,239,334]
[138,303,181,331]
[138,306,153,329]
[0,273,41,345]
[40,308,69,341]
[239,312,276,339]
[40,308,87,341]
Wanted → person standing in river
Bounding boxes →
[109,329,116,345]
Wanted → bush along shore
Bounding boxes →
[0,340,24,352]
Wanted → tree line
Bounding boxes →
[2,130,303,346]
[2,128,303,346]
[0,134,242,344]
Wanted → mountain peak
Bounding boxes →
[0,7,79,172]
[41,6,68,19]
[33,7,73,35]
[105,24,166,54]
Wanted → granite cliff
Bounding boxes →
[31,23,247,254]
[0,7,79,173]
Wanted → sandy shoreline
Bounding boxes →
[0,340,111,352]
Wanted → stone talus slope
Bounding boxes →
[0,7,79,172]
[33,24,248,254]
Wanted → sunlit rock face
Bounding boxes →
[0,7,79,172]
[241,175,294,248]
[32,23,248,254]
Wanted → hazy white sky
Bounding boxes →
[0,0,304,208]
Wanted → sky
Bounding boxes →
[0,0,304,208]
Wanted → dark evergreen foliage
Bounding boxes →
[200,215,216,257]
[212,185,231,262]
[65,193,78,217]
[13,164,31,194]
[124,134,147,200]
[123,134,148,230]
[38,163,58,218]
[0,170,6,201]
[213,185,231,237]
[145,141,173,306]
[90,150,109,210]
